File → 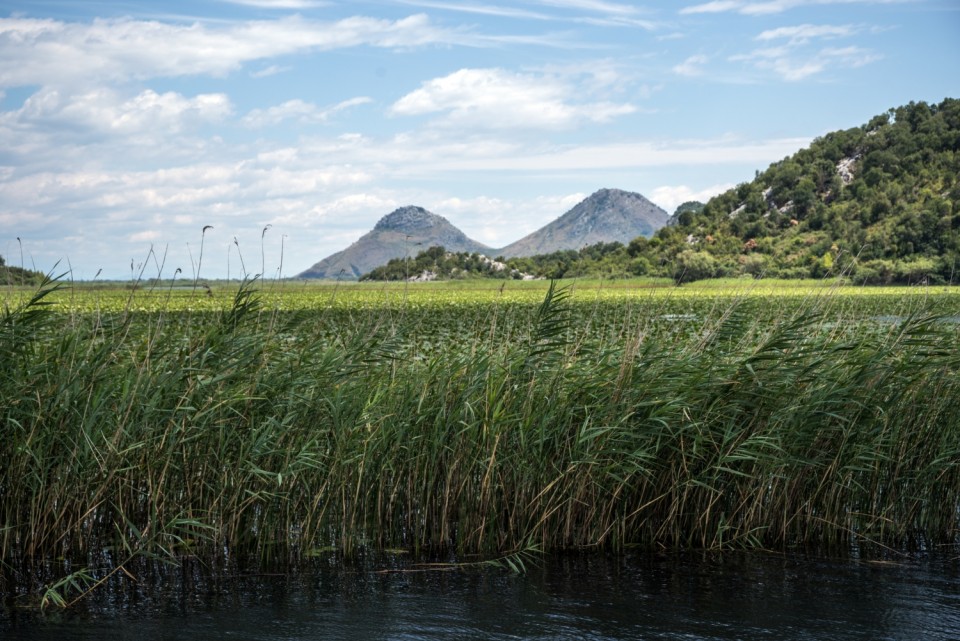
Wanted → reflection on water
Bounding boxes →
[3,552,959,640]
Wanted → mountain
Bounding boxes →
[631,97,960,284]
[297,206,494,279]
[497,188,668,258]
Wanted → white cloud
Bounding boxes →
[390,68,635,129]
[533,0,641,15]
[399,0,657,28]
[756,23,858,44]
[397,1,554,20]
[129,230,162,242]
[243,166,372,196]
[400,135,811,171]
[730,44,880,81]
[0,160,371,215]
[719,16,880,81]
[680,0,907,16]
[673,54,709,77]
[680,0,742,14]
[575,16,658,29]
[249,64,290,78]
[821,45,882,67]
[0,209,51,230]
[739,1,807,15]
[533,58,632,92]
[283,129,807,176]
[218,0,329,7]
[242,97,372,128]
[0,14,464,88]
[650,183,734,214]
[3,87,232,136]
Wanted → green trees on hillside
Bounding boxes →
[0,254,46,286]
[361,246,523,280]
[360,242,638,281]
[637,98,960,284]
[505,242,632,279]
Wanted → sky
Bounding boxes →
[1,0,957,280]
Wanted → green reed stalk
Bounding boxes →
[1,278,958,591]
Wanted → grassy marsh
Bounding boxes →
[1,276,959,598]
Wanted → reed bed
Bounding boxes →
[2,278,959,590]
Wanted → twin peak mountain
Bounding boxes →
[298,188,668,279]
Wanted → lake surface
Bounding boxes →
[3,552,959,640]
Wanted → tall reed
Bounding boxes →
[1,278,958,588]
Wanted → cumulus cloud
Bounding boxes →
[673,54,709,77]
[0,14,462,88]
[2,87,232,138]
[390,68,635,129]
[650,183,734,214]
[0,161,370,215]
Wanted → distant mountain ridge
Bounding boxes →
[297,189,669,279]
[297,206,494,279]
[498,188,668,258]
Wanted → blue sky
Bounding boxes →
[1,0,957,279]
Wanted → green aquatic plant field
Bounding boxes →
[2,277,959,595]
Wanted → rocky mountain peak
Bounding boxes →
[374,206,446,232]
[583,187,653,210]
[297,204,493,279]
[497,188,668,258]
[298,188,670,278]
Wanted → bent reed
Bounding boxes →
[2,278,959,584]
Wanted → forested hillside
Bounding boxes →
[0,254,45,287]
[360,246,529,281]
[360,242,639,281]
[643,98,959,284]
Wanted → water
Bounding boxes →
[3,552,959,640]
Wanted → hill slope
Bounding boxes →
[0,255,46,287]
[498,188,668,258]
[297,206,495,279]
[632,98,959,283]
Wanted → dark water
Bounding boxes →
[3,552,959,640]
